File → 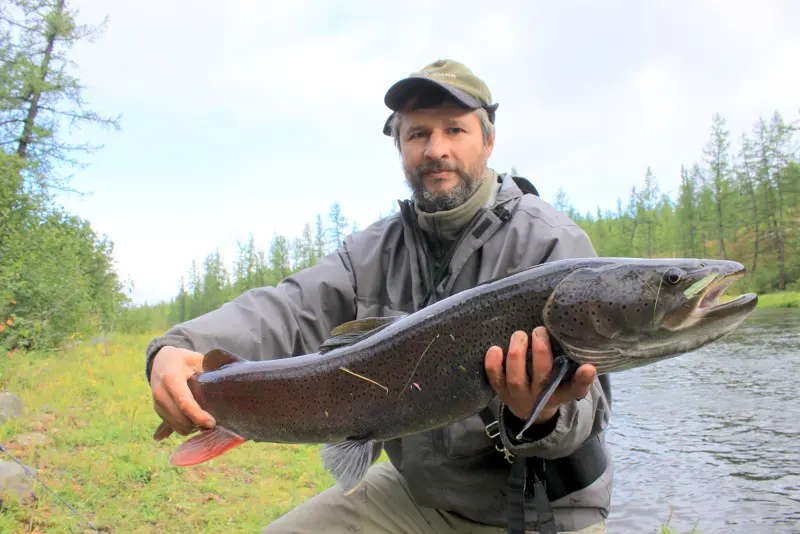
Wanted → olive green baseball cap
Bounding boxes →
[382,59,499,136]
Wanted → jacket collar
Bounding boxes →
[396,171,527,309]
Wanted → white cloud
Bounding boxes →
[57,0,799,304]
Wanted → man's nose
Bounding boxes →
[424,130,450,160]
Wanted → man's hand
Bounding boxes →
[150,346,216,436]
[484,327,596,424]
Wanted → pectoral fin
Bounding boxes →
[320,439,383,494]
[204,348,248,372]
[153,420,175,441]
[515,355,578,440]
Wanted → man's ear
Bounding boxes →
[485,130,496,158]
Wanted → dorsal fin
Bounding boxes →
[204,348,248,372]
[319,316,404,354]
[329,316,403,338]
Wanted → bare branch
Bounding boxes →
[0,14,40,32]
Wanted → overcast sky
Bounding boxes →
[56,0,800,305]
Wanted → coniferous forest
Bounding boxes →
[125,110,799,334]
[1,0,126,352]
[556,112,799,294]
[1,0,797,350]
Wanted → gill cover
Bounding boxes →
[542,264,653,367]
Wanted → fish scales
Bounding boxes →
[155,257,757,484]
[192,259,578,445]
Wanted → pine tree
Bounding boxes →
[327,202,348,249]
[702,114,734,259]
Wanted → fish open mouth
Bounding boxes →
[695,270,757,314]
[662,266,758,332]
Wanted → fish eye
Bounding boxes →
[663,268,685,285]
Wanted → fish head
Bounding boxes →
[542,258,758,371]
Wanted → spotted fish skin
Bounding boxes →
[156,257,757,478]
[187,257,570,446]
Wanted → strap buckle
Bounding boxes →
[496,444,515,464]
[485,420,514,463]
[484,420,500,439]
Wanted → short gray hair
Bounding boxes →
[388,107,495,151]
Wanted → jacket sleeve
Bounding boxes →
[144,244,358,383]
[498,221,613,459]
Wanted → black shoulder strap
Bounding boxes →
[478,406,557,534]
[492,174,540,223]
[511,175,540,197]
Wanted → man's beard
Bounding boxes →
[404,158,486,213]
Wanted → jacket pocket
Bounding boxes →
[443,413,496,458]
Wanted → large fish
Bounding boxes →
[152,257,757,490]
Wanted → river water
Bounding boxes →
[606,308,800,533]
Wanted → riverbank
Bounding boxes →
[724,290,800,308]
[0,333,721,533]
[755,291,800,308]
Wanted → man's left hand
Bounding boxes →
[484,327,597,424]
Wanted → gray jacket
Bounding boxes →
[145,173,612,531]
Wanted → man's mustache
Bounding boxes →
[413,160,463,176]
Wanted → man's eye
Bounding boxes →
[448,127,463,134]
[408,131,426,139]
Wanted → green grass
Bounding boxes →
[722,290,800,308]
[659,505,703,534]
[754,290,800,308]
[0,333,342,533]
[0,333,704,533]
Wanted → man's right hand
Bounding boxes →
[150,346,216,437]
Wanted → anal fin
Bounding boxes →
[169,427,247,466]
[321,439,383,495]
[516,355,578,440]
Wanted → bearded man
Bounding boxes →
[145,59,612,534]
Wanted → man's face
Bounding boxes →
[398,101,495,212]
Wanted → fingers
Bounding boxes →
[485,345,508,398]
[572,364,597,399]
[532,327,595,400]
[546,364,597,407]
[505,331,530,400]
[486,331,536,422]
[165,372,215,431]
[153,380,195,435]
[150,347,216,438]
[485,328,598,423]
[531,327,553,390]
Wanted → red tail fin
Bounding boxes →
[169,427,246,466]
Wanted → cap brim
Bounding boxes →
[383,76,498,136]
[384,76,484,112]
